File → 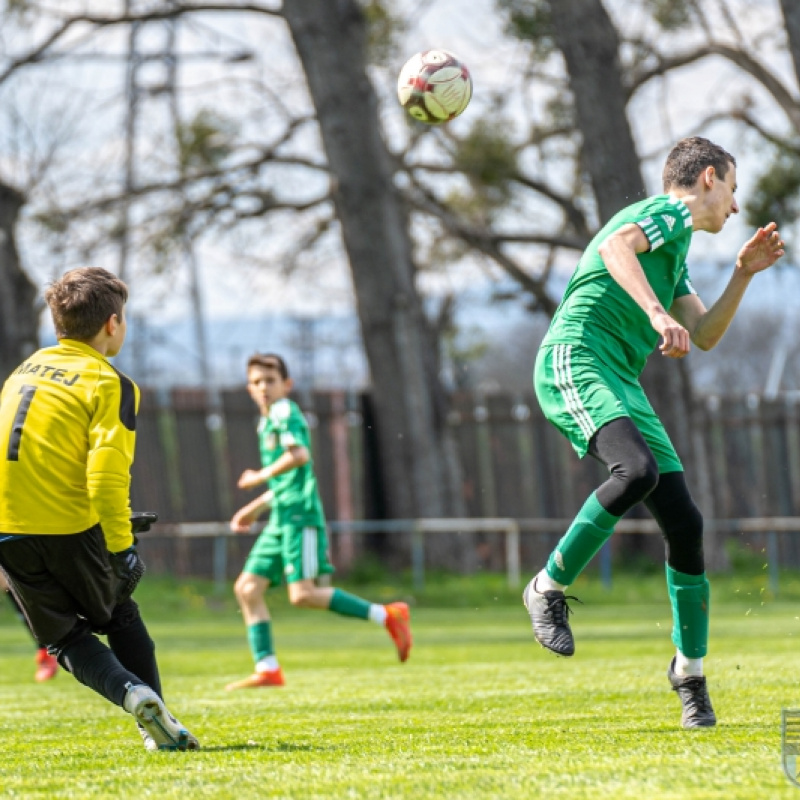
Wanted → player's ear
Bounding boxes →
[284,377,294,393]
[702,165,715,189]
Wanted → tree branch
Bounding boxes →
[695,108,800,155]
[50,150,328,221]
[627,41,800,130]
[405,177,581,315]
[406,160,590,237]
[0,3,281,86]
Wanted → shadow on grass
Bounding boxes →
[621,725,720,736]
[197,741,337,753]
[188,744,265,753]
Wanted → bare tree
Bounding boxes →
[281,0,465,521]
[548,0,645,218]
[0,2,467,524]
[782,0,800,83]
[554,0,700,463]
[2,0,799,533]
[0,180,38,380]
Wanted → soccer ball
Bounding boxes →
[397,50,472,124]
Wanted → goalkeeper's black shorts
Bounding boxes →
[0,524,136,649]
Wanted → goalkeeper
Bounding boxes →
[0,267,197,752]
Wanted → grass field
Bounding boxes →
[2,572,800,799]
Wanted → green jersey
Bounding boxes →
[542,194,696,381]
[258,398,325,528]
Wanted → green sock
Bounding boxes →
[328,588,371,620]
[546,492,619,585]
[247,621,274,664]
[666,565,709,658]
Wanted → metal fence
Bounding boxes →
[137,516,800,594]
[130,388,800,576]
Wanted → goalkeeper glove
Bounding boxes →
[109,541,146,603]
[130,511,158,535]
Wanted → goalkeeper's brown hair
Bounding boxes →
[45,267,128,341]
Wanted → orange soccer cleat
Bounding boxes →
[34,648,58,682]
[384,602,412,662]
[225,667,285,691]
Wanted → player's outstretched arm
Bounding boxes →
[230,491,274,533]
[87,374,138,553]
[675,222,785,351]
[237,446,310,490]
[237,468,267,490]
[736,221,785,276]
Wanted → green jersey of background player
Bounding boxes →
[522,136,785,729]
[226,353,412,690]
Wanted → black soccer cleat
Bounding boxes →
[522,578,578,657]
[667,658,717,729]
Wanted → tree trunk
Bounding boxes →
[548,0,645,219]
[281,1,467,534]
[780,0,800,87]
[547,0,699,467]
[0,181,38,383]
[548,0,715,561]
[548,0,699,473]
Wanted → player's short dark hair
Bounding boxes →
[247,352,289,380]
[44,267,128,341]
[662,137,736,191]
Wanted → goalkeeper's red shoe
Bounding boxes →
[384,602,412,662]
[34,648,58,682]
[225,668,285,691]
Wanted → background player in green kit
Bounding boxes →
[226,353,412,690]
[522,137,786,728]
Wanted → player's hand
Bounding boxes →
[650,310,690,358]
[109,544,146,602]
[230,509,257,533]
[238,469,266,490]
[736,222,785,276]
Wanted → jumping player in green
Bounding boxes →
[226,353,412,690]
[522,137,785,728]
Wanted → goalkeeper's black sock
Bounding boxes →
[107,611,163,700]
[58,634,144,707]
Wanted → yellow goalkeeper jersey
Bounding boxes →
[0,339,138,553]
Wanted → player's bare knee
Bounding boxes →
[234,574,260,602]
[289,592,311,608]
[288,586,314,607]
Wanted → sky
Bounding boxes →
[3,0,799,387]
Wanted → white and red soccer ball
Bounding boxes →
[397,50,472,124]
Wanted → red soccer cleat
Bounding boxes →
[34,648,58,682]
[225,667,285,691]
[384,602,412,662]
